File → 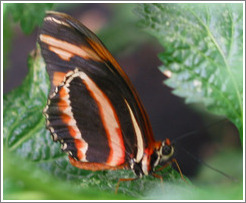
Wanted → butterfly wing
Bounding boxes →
[39,11,155,167]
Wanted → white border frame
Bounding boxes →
[1,1,245,202]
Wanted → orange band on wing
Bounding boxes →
[53,71,67,87]
[57,85,88,161]
[69,156,126,171]
[49,46,73,61]
[74,139,85,160]
[58,86,76,138]
[67,125,77,138]
[40,34,102,62]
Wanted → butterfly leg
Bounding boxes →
[151,173,163,182]
[171,158,186,181]
[115,177,138,193]
[156,158,186,182]
[156,161,172,172]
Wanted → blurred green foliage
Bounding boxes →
[98,4,150,55]
[3,3,54,73]
[3,5,13,73]
[3,148,131,200]
[4,3,53,34]
[136,3,243,143]
[3,3,243,200]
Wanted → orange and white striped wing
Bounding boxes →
[39,11,155,168]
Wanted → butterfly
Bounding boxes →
[38,11,183,188]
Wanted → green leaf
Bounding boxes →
[3,46,185,199]
[144,181,243,200]
[2,3,54,73]
[135,3,243,142]
[4,3,53,34]
[3,48,49,148]
[3,148,131,200]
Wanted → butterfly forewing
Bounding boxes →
[39,11,155,168]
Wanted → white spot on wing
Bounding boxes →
[61,143,67,150]
[44,16,70,27]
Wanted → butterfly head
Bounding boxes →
[159,138,174,162]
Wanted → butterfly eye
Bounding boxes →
[162,145,172,155]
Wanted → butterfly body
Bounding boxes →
[39,11,174,179]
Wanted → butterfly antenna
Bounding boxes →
[179,147,237,182]
[171,118,228,144]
